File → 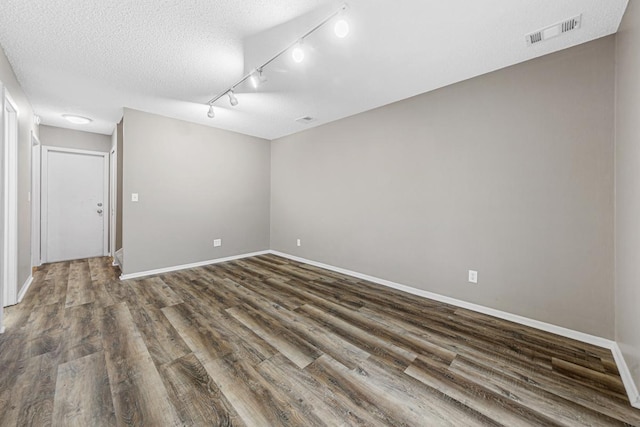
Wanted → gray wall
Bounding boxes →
[271,36,615,338]
[0,45,38,305]
[615,2,640,403]
[122,108,270,275]
[40,125,112,152]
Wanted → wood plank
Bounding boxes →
[257,354,384,427]
[14,352,58,427]
[65,260,96,308]
[61,302,103,363]
[202,354,321,426]
[159,353,246,427]
[102,302,182,426]
[451,356,632,426]
[52,352,116,427]
[129,277,183,308]
[128,303,191,367]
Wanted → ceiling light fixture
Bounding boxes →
[291,42,305,63]
[205,3,349,119]
[62,114,93,124]
[334,19,349,38]
[249,68,267,89]
[228,90,239,106]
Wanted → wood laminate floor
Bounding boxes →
[1,254,639,426]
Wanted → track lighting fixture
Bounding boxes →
[228,90,239,106]
[249,68,267,89]
[291,42,305,63]
[334,19,349,38]
[206,3,349,118]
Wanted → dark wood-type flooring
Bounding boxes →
[1,254,640,426]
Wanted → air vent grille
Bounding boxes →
[526,14,582,46]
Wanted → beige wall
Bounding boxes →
[0,45,38,306]
[271,36,616,338]
[121,108,271,275]
[615,2,640,405]
[39,125,112,152]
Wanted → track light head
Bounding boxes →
[249,68,267,89]
[207,104,215,118]
[334,19,349,38]
[228,90,238,106]
[292,43,305,63]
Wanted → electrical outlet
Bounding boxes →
[296,239,301,247]
[131,193,139,202]
[214,239,222,247]
[468,270,478,284]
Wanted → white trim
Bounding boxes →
[2,90,19,306]
[109,147,116,257]
[113,248,123,268]
[270,250,613,348]
[611,343,640,409]
[119,250,270,280]
[31,132,41,267]
[17,275,33,303]
[41,146,110,263]
[269,250,640,407]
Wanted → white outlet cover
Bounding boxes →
[214,239,222,247]
[296,239,301,247]
[131,193,139,202]
[468,270,478,284]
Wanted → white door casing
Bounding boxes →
[2,89,19,307]
[109,147,116,257]
[31,132,41,267]
[41,147,109,263]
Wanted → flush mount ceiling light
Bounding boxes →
[62,114,93,124]
[206,3,349,119]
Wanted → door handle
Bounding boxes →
[97,209,103,214]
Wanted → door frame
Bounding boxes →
[109,147,116,257]
[41,146,109,263]
[31,131,41,267]
[2,88,19,307]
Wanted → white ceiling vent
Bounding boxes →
[526,15,582,46]
[296,116,317,124]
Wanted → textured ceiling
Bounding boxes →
[0,0,629,139]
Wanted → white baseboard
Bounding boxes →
[119,250,271,280]
[17,275,34,303]
[269,250,640,408]
[611,343,640,409]
[269,250,613,349]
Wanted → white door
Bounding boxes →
[42,147,108,263]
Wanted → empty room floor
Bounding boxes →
[1,254,639,426]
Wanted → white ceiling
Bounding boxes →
[0,0,629,139]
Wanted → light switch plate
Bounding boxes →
[214,239,222,247]
[131,193,139,202]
